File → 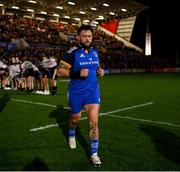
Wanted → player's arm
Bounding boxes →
[97,67,104,77]
[56,60,71,77]
[56,48,89,79]
[57,56,89,79]
[96,51,104,77]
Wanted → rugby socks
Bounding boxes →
[90,139,99,155]
[51,86,57,95]
[69,129,75,137]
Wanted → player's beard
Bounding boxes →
[79,41,92,50]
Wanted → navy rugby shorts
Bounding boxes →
[68,89,100,114]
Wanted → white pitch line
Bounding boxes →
[11,98,57,108]
[30,123,59,131]
[30,102,155,132]
[11,98,70,109]
[99,102,154,116]
[9,99,180,130]
[59,79,70,82]
[108,115,180,128]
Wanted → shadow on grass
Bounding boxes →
[49,105,90,159]
[49,105,69,140]
[23,156,49,171]
[140,124,180,164]
[0,94,10,112]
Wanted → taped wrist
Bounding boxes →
[69,70,86,80]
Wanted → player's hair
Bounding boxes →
[77,25,93,35]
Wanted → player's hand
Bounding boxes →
[57,68,70,77]
[97,68,104,77]
[80,69,89,77]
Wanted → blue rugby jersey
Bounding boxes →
[61,45,100,94]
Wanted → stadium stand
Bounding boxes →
[0,0,177,91]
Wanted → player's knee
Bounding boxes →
[70,115,81,124]
[89,121,99,139]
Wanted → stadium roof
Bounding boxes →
[0,0,148,24]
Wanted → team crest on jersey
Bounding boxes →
[80,53,85,58]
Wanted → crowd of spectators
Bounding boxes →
[0,14,173,75]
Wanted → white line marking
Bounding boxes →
[59,79,70,82]
[11,98,70,109]
[108,115,180,128]
[30,123,59,131]
[99,102,154,116]
[11,98,57,108]
[29,102,155,132]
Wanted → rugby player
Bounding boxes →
[57,25,104,166]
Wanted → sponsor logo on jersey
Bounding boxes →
[79,61,99,65]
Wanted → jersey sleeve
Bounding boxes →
[62,52,73,64]
[59,47,77,69]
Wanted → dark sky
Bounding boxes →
[131,0,179,60]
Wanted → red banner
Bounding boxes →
[100,19,119,34]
